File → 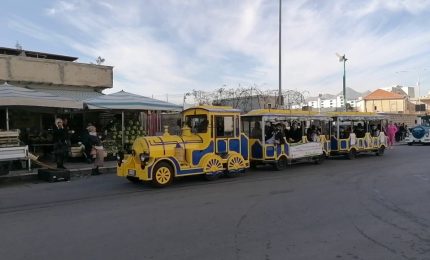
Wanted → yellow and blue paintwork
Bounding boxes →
[117,106,249,185]
[243,109,331,166]
[328,112,388,157]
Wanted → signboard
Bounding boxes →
[289,142,322,159]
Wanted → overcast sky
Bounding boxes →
[2,0,430,104]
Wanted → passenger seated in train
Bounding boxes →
[340,126,351,139]
[354,123,365,138]
[370,125,380,137]
[251,121,262,140]
[306,125,317,142]
[286,122,302,143]
[265,122,276,144]
[274,123,286,144]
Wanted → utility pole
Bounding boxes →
[336,53,348,111]
[278,0,283,108]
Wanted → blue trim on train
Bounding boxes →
[167,157,203,175]
[266,146,275,157]
[240,134,249,160]
[192,141,214,165]
[229,139,240,153]
[331,136,338,150]
[276,144,282,156]
[284,143,289,156]
[251,141,263,159]
[340,140,347,149]
[217,139,227,153]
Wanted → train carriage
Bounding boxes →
[242,109,331,170]
[328,112,387,159]
[117,106,249,187]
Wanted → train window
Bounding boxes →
[185,115,208,133]
[215,116,234,137]
[242,116,262,140]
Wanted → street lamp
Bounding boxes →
[277,0,283,108]
[336,53,348,111]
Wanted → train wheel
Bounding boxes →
[347,149,356,160]
[315,153,325,164]
[273,156,287,171]
[152,162,174,187]
[376,147,385,156]
[202,155,223,181]
[226,154,246,177]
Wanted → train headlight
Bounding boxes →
[140,152,150,164]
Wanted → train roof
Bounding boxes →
[182,105,241,114]
[244,109,321,116]
[243,109,330,120]
[327,112,387,120]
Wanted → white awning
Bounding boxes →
[0,83,82,109]
[84,90,182,111]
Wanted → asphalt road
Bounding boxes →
[1,145,430,260]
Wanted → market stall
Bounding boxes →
[0,83,82,130]
[84,90,182,153]
[0,83,83,172]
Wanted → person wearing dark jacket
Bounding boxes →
[53,118,69,169]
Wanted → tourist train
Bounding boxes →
[117,106,388,187]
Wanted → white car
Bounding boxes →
[405,125,430,145]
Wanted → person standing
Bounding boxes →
[386,121,398,149]
[88,126,104,175]
[81,123,93,163]
[53,118,69,169]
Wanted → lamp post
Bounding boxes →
[277,0,283,108]
[336,53,348,111]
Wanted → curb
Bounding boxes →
[0,166,117,183]
[69,166,117,178]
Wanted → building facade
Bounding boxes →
[0,47,113,99]
[362,89,414,113]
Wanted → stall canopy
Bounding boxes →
[84,90,182,147]
[0,83,82,109]
[84,90,182,111]
[0,82,83,130]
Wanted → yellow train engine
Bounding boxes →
[117,106,250,187]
